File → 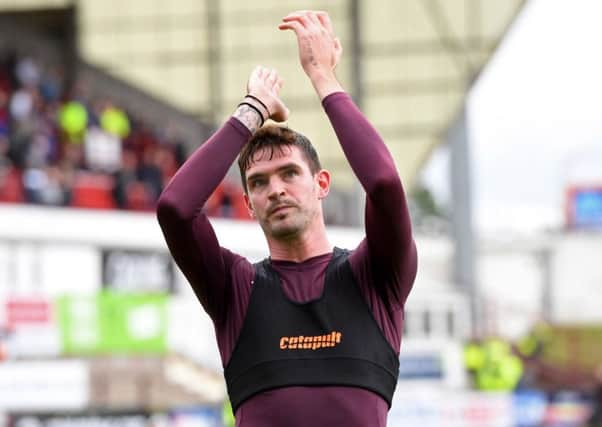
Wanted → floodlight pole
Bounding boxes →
[448,103,480,338]
[206,0,222,124]
[349,0,365,227]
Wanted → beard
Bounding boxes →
[259,204,314,240]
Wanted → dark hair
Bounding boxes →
[238,125,321,193]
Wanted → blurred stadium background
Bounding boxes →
[0,0,601,426]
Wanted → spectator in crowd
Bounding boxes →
[588,365,602,427]
[0,49,245,215]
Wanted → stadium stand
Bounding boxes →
[0,46,249,217]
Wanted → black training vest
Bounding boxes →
[224,248,400,412]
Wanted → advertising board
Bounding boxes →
[0,360,89,411]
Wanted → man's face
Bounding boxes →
[243,145,329,240]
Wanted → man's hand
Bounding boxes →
[247,66,289,123]
[278,10,344,99]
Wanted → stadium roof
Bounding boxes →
[0,0,526,190]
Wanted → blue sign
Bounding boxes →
[170,407,222,426]
[398,354,443,380]
[573,188,602,227]
[513,390,547,427]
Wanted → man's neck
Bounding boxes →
[267,223,332,263]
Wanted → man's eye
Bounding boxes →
[251,179,266,188]
[284,170,297,178]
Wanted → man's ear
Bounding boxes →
[243,192,255,218]
[316,169,331,200]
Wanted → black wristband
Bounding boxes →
[245,94,271,117]
[238,102,265,127]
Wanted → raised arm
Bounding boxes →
[279,11,417,306]
[156,67,288,321]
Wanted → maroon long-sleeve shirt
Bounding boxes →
[157,92,417,427]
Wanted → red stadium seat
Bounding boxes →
[0,167,24,203]
[71,173,116,209]
[232,193,251,220]
[125,181,154,211]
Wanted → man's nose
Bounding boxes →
[267,178,286,199]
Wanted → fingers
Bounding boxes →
[268,71,284,94]
[278,20,305,35]
[316,12,335,37]
[282,13,312,29]
[280,10,333,34]
[334,37,343,55]
[250,65,267,81]
[283,10,328,22]
[251,66,275,80]
[305,12,322,30]
[273,77,284,95]
[250,66,282,89]
[266,68,277,83]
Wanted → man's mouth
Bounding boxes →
[270,205,294,215]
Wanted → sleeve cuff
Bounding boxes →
[321,91,351,110]
[227,116,253,139]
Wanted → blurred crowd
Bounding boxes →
[0,51,246,214]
